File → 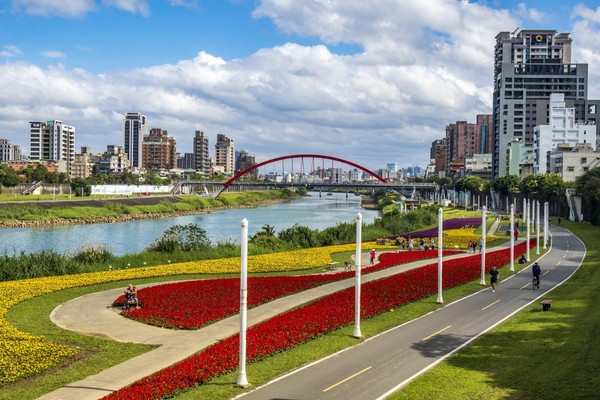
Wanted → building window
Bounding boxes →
[581,158,587,163]
[567,167,574,172]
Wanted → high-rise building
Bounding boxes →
[235,150,257,178]
[29,120,75,175]
[0,139,21,161]
[177,153,195,170]
[492,30,593,178]
[142,128,177,172]
[98,145,130,174]
[215,133,235,176]
[123,112,147,170]
[445,121,476,176]
[476,114,494,154]
[193,131,210,178]
[429,138,446,176]
[534,93,596,174]
[71,146,95,179]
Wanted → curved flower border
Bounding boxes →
[103,241,533,400]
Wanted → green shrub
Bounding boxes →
[104,201,131,214]
[147,223,211,253]
[0,250,80,280]
[72,242,114,264]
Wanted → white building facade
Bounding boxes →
[534,93,596,174]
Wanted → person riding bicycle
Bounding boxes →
[532,262,541,289]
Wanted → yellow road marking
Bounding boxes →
[482,300,500,310]
[323,366,372,392]
[422,325,452,341]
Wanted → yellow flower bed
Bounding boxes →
[441,228,497,250]
[0,242,392,385]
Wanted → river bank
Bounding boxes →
[0,192,379,229]
[0,193,296,229]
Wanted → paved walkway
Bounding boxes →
[39,218,504,400]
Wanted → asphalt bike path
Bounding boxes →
[39,218,522,400]
[235,225,585,400]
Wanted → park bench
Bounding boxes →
[323,262,338,272]
[540,299,553,311]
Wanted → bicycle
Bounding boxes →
[532,276,540,289]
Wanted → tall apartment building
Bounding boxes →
[29,120,75,175]
[491,29,596,178]
[476,114,494,154]
[445,121,478,176]
[193,131,210,178]
[177,153,195,170]
[235,150,257,178]
[429,138,446,176]
[123,112,147,170]
[98,145,130,174]
[534,93,597,174]
[215,133,235,176]
[0,139,21,161]
[71,146,96,179]
[142,128,177,172]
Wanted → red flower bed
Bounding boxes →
[116,250,461,329]
[103,241,533,400]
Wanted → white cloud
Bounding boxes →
[0,45,21,57]
[41,50,66,59]
[102,0,150,17]
[7,1,597,170]
[10,0,96,17]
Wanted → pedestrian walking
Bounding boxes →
[489,267,499,292]
[369,249,376,265]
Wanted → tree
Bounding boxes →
[575,167,600,225]
[0,164,20,187]
[458,175,486,195]
[70,178,92,197]
[492,175,521,196]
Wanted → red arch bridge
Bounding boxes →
[170,154,438,199]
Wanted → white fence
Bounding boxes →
[91,185,170,196]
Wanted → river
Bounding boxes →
[0,192,379,256]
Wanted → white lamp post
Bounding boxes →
[536,200,540,255]
[480,206,487,285]
[510,203,515,271]
[436,208,443,303]
[544,202,549,249]
[526,200,531,261]
[237,219,249,387]
[353,213,362,339]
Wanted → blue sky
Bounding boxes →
[2,0,600,171]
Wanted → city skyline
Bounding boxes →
[2,1,600,171]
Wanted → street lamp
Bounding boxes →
[436,208,443,303]
[480,206,487,285]
[353,213,362,339]
[237,219,249,388]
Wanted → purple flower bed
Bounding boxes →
[392,218,482,239]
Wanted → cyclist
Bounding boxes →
[532,262,541,289]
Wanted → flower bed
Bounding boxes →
[0,242,390,385]
[103,241,533,400]
[118,250,462,329]
[395,218,483,239]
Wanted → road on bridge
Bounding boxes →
[237,225,585,400]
